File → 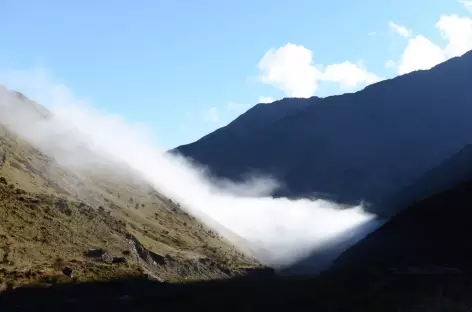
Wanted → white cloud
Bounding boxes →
[397,35,447,75]
[0,66,382,271]
[258,96,274,104]
[203,106,219,122]
[393,8,472,75]
[389,21,412,38]
[257,43,380,98]
[258,43,322,98]
[436,14,472,57]
[322,61,381,89]
[368,31,377,36]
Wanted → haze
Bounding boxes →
[0,76,382,272]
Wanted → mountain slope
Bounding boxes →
[174,97,313,173]
[330,175,472,271]
[0,87,261,288]
[387,144,472,212]
[175,50,472,216]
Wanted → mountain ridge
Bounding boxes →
[174,50,472,216]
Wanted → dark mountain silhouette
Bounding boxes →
[173,97,313,172]
[283,144,472,275]
[330,174,472,271]
[174,50,472,217]
[387,144,472,212]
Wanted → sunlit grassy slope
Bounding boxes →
[0,88,260,288]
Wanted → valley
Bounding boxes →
[2,48,472,310]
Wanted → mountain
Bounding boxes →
[274,144,472,275]
[387,144,472,211]
[330,174,472,271]
[173,97,313,174]
[0,86,263,288]
[174,50,472,217]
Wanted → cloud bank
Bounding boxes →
[257,43,380,98]
[0,69,381,272]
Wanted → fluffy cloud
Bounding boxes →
[393,3,472,75]
[258,96,274,104]
[397,35,447,75]
[436,14,472,57]
[257,43,380,98]
[322,61,380,89]
[389,21,412,38]
[203,106,219,122]
[258,43,322,98]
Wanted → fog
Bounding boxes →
[0,73,383,273]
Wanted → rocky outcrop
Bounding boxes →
[84,248,128,265]
[125,233,167,266]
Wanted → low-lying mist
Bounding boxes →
[0,75,384,273]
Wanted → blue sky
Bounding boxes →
[1,0,472,148]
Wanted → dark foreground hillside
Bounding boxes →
[2,267,472,311]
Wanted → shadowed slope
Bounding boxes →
[332,176,472,271]
[175,50,472,217]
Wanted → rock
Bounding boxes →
[111,257,127,264]
[62,267,73,277]
[198,257,213,266]
[84,248,116,264]
[101,252,114,264]
[126,233,166,266]
[148,251,166,265]
[0,248,9,263]
[55,199,72,215]
[177,266,190,277]
[84,248,106,258]
[143,272,164,282]
[0,177,7,185]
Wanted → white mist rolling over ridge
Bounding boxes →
[0,75,383,273]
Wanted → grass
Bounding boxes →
[0,98,261,289]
